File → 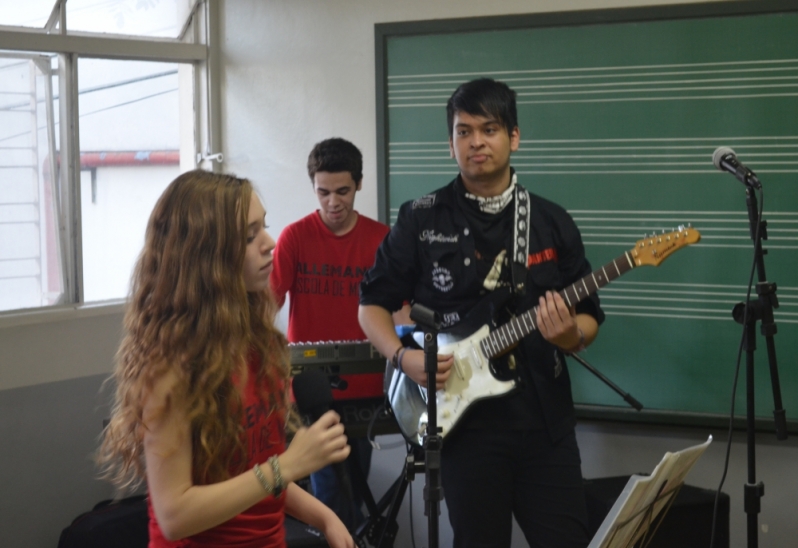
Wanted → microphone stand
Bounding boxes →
[731,183,788,548]
[409,304,443,548]
[567,352,643,411]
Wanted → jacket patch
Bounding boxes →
[419,230,458,244]
[413,195,435,209]
[527,247,558,267]
[441,311,460,328]
[431,266,454,292]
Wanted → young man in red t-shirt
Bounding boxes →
[271,138,390,344]
[270,138,397,530]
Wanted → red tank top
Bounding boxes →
[147,355,288,547]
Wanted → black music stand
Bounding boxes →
[588,437,712,548]
[600,484,682,548]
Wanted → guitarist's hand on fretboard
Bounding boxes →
[536,291,582,351]
[536,291,595,352]
[400,349,453,390]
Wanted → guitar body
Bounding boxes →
[386,227,701,447]
[387,324,518,446]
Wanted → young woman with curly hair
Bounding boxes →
[98,170,354,548]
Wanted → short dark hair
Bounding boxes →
[307,138,363,184]
[446,78,518,138]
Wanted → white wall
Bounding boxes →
[217,1,798,547]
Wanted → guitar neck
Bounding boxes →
[480,250,636,358]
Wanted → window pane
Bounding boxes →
[0,1,56,29]
[78,58,191,302]
[66,0,189,38]
[0,53,62,312]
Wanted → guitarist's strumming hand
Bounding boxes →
[401,349,454,390]
[536,291,583,352]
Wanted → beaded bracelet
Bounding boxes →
[268,456,284,497]
[397,347,409,373]
[567,328,586,354]
[391,345,403,370]
[252,463,273,495]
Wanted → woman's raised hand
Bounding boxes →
[279,410,350,483]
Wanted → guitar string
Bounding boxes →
[481,254,635,358]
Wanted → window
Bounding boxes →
[0,0,217,314]
[3,0,186,38]
[0,53,61,310]
[78,58,186,302]
[2,1,59,30]
[63,0,185,38]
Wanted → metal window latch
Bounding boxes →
[197,152,224,164]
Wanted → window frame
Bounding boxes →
[0,0,221,326]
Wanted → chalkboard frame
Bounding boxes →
[374,0,798,433]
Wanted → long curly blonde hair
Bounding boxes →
[98,169,291,491]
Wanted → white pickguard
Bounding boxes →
[412,325,517,439]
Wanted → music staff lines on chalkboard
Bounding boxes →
[387,58,798,107]
[572,210,798,250]
[596,281,798,324]
[388,137,798,176]
[386,60,798,85]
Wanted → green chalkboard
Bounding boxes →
[375,2,798,430]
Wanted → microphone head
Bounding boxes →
[712,146,736,170]
[292,369,334,418]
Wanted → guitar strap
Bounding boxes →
[511,182,531,296]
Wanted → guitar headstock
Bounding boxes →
[631,225,701,267]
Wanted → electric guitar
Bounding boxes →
[386,226,701,446]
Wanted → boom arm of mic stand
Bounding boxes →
[568,352,643,411]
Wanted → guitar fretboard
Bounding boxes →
[479,251,636,358]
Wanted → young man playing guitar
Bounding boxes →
[359,78,605,547]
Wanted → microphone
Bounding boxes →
[712,147,762,189]
[293,368,336,422]
[292,369,356,524]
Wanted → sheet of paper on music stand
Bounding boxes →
[588,435,713,548]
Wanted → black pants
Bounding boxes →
[441,427,589,548]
